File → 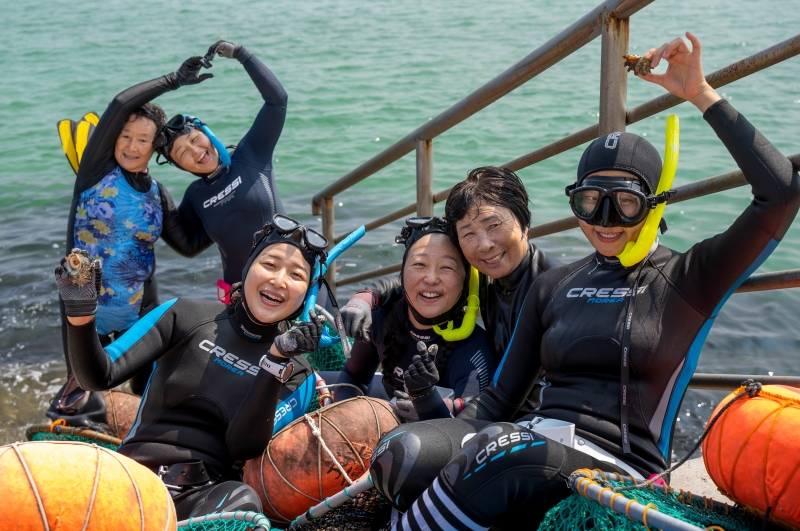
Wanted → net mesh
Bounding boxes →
[538,475,765,531]
[304,336,353,372]
[30,431,119,451]
[177,511,271,531]
[289,489,391,531]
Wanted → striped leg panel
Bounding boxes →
[394,478,489,531]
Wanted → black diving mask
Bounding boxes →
[250,214,329,266]
[566,175,671,228]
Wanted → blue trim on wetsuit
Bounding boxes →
[493,292,530,386]
[272,372,316,434]
[122,361,157,444]
[106,298,178,362]
[656,239,779,457]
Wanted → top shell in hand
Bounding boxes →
[66,252,92,285]
[623,54,652,76]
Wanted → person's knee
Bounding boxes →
[369,418,482,511]
[182,481,262,519]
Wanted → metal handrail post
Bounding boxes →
[599,11,629,134]
[322,197,337,297]
[416,139,434,216]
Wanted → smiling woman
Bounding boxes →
[53,214,328,521]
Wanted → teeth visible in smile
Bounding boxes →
[261,292,283,303]
[484,254,502,264]
[421,292,441,299]
[596,232,622,241]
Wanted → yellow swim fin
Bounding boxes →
[57,112,99,175]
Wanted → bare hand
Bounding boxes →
[636,32,720,112]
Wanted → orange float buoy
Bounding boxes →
[0,441,176,530]
[103,390,141,438]
[244,396,398,525]
[702,384,800,529]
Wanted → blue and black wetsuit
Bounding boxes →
[335,305,495,420]
[63,74,212,361]
[65,297,316,519]
[178,48,287,285]
[369,100,800,530]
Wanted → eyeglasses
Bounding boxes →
[153,114,195,150]
[251,214,329,253]
[566,176,671,227]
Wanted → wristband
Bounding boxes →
[259,355,294,383]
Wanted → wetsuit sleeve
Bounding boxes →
[458,285,545,421]
[224,353,304,459]
[334,338,381,401]
[75,74,179,192]
[65,298,184,390]
[676,100,800,314]
[371,276,403,307]
[157,182,213,257]
[229,50,288,169]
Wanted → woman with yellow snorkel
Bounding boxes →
[333,217,495,422]
[366,32,800,529]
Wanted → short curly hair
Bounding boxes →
[445,166,532,233]
[129,102,167,131]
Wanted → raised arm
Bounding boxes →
[75,57,213,190]
[158,181,213,257]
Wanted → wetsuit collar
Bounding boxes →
[593,239,660,271]
[495,245,533,296]
[230,301,280,343]
[120,167,152,193]
[197,163,226,183]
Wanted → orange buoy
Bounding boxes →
[0,441,176,530]
[244,396,398,525]
[702,384,800,529]
[103,390,141,438]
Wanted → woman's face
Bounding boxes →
[114,115,157,173]
[169,129,220,174]
[243,243,311,323]
[403,233,467,325]
[576,170,646,257]
[455,204,529,279]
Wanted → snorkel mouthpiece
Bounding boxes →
[433,266,480,341]
[616,114,680,267]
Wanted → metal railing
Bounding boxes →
[309,1,800,389]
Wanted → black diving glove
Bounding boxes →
[174,56,214,87]
[55,249,103,318]
[393,390,420,423]
[206,40,244,61]
[404,342,440,399]
[273,311,325,357]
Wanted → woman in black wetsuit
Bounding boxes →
[334,218,495,422]
[55,215,327,520]
[51,55,216,420]
[368,33,800,530]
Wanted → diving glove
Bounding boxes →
[341,291,376,342]
[392,390,420,423]
[55,249,103,317]
[206,40,243,61]
[273,311,325,357]
[403,342,440,399]
[173,56,214,87]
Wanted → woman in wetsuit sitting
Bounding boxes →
[368,32,800,530]
[55,215,327,519]
[334,217,495,422]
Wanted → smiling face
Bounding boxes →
[576,170,646,257]
[403,233,467,328]
[243,243,311,324]
[455,204,529,279]
[114,115,157,173]
[169,129,220,174]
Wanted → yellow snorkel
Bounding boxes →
[616,114,680,267]
[433,266,480,341]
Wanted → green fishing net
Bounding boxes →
[30,432,119,451]
[304,335,353,372]
[178,511,271,531]
[538,475,765,531]
[289,489,391,531]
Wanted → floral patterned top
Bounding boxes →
[74,166,163,335]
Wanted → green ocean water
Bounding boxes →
[0,0,798,458]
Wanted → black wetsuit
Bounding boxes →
[370,100,800,530]
[178,48,287,285]
[335,306,496,419]
[373,242,559,361]
[65,297,317,519]
[62,74,212,368]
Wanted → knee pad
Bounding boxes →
[369,419,483,511]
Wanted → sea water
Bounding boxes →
[0,0,798,460]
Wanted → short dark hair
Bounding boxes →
[129,102,167,131]
[445,166,532,234]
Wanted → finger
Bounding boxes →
[405,366,418,379]
[416,340,427,353]
[639,71,667,87]
[684,31,701,54]
[648,45,667,69]
[55,266,65,277]
[197,74,214,82]
[362,326,371,343]
[427,344,438,359]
